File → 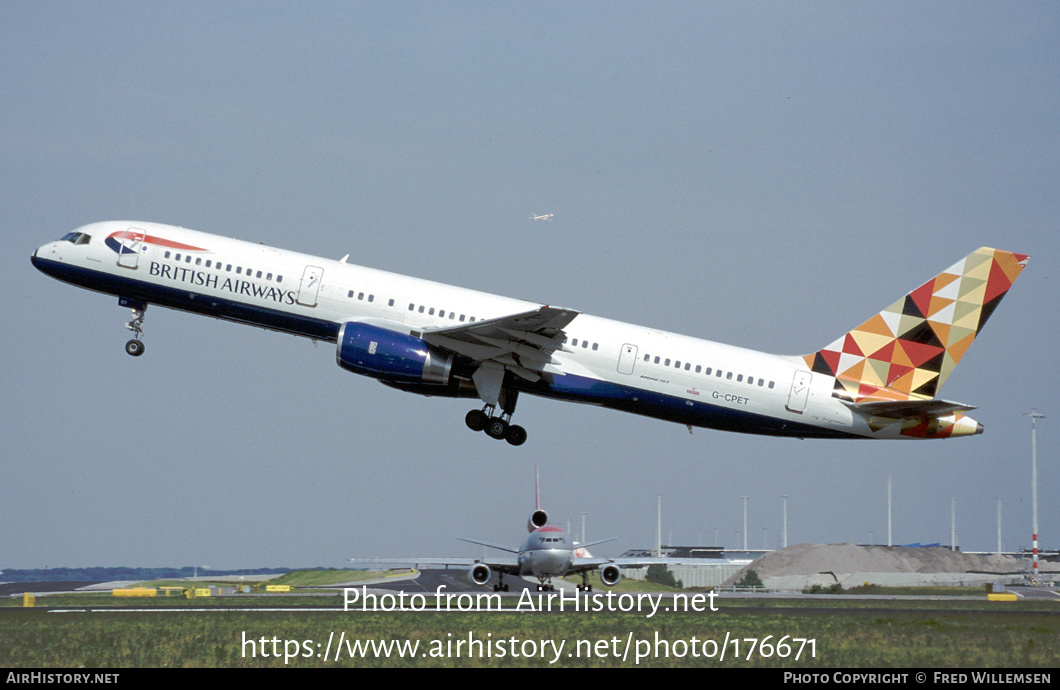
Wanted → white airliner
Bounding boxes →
[32,221,1029,446]
[353,468,654,592]
[530,213,554,221]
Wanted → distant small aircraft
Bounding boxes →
[530,213,554,221]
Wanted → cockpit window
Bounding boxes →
[60,232,91,245]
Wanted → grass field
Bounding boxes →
[2,586,1057,668]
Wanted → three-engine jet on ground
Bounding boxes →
[32,221,1029,445]
[352,468,655,592]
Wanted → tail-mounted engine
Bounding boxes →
[599,564,621,587]
[527,509,548,533]
[337,322,452,385]
[468,563,492,586]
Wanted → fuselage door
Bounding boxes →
[617,343,638,375]
[116,228,145,269]
[786,370,813,413]
[297,266,324,307]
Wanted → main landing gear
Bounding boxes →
[465,407,528,446]
[124,306,146,357]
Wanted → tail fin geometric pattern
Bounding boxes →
[804,247,1030,403]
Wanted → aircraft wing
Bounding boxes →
[349,556,520,575]
[457,537,519,554]
[841,398,976,419]
[419,305,579,384]
[566,556,663,576]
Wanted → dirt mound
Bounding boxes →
[726,543,1048,589]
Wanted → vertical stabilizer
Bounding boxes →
[804,247,1030,403]
[528,465,548,531]
[535,464,541,511]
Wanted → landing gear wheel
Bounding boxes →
[465,409,488,432]
[122,304,147,356]
[485,418,509,440]
[504,424,527,446]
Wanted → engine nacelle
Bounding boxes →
[527,509,548,532]
[599,564,621,587]
[337,322,452,385]
[469,562,492,586]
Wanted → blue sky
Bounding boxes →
[2,2,1057,569]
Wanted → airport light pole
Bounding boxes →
[782,494,788,549]
[887,474,893,547]
[997,497,1002,555]
[951,497,956,551]
[656,496,662,558]
[741,496,748,551]
[1025,410,1045,582]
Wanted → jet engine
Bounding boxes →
[527,509,548,532]
[468,563,492,587]
[599,564,621,587]
[337,322,452,385]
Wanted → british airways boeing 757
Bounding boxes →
[32,221,1029,446]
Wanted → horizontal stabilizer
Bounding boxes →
[842,398,976,420]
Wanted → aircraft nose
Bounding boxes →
[31,241,61,273]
